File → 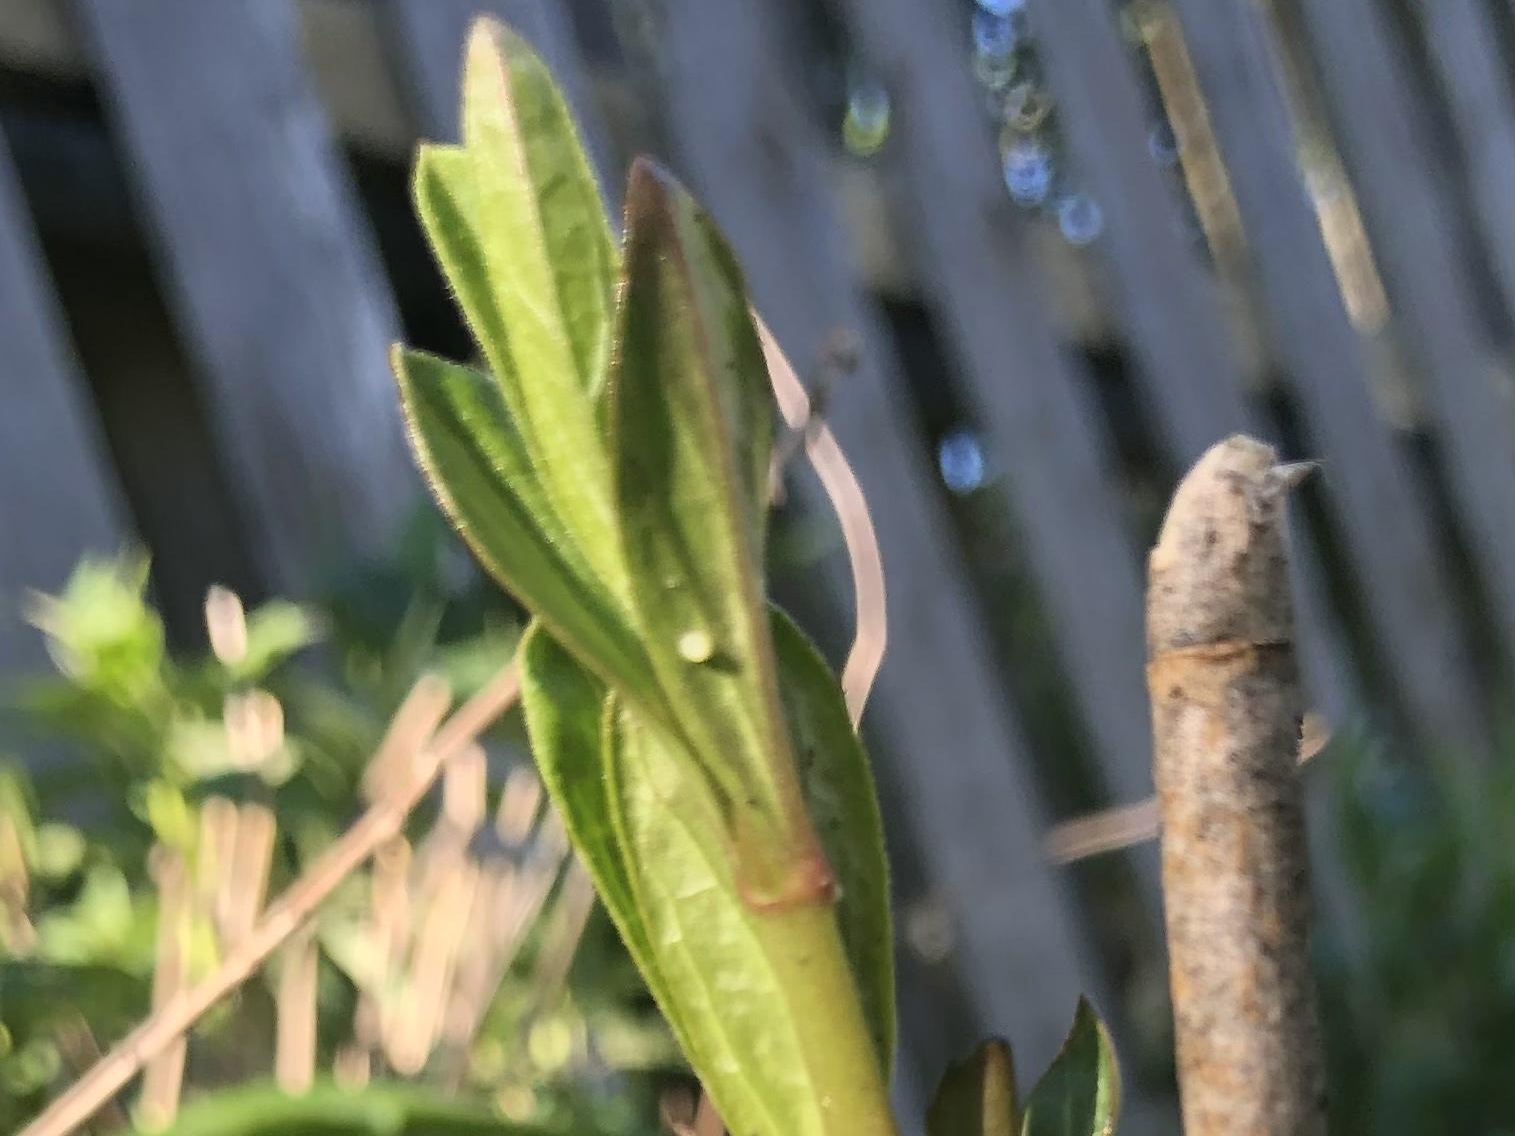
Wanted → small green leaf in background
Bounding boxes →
[22,556,166,708]
[1020,999,1120,1136]
[230,601,322,683]
[138,1081,554,1136]
[926,1038,1020,1136]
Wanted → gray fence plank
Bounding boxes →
[0,134,128,678]
[1166,0,1490,751]
[75,0,416,593]
[1291,0,1515,667]
[834,0,1161,903]
[642,0,1097,1080]
[1410,0,1515,324]
[1019,0,1358,727]
[1026,0,1250,458]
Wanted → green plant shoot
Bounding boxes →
[394,19,894,1136]
[394,17,1120,1136]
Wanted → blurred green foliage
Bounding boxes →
[0,534,674,1135]
[1316,734,1514,1136]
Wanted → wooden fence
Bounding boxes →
[0,0,1509,1129]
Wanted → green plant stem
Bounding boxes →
[752,904,900,1136]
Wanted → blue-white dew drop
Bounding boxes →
[1002,141,1053,205]
[938,431,987,494]
[1057,193,1104,246]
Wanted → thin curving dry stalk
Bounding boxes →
[757,316,886,726]
[19,664,521,1136]
[1146,435,1326,1136]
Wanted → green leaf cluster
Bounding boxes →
[926,1000,1120,1136]
[2,546,650,1132]
[394,19,896,1136]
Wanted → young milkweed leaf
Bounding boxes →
[610,159,811,898]
[412,19,623,593]
[392,347,654,707]
[926,1038,1020,1136]
[1020,999,1121,1136]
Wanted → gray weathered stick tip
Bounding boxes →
[1147,434,1302,657]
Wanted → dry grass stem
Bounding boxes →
[138,849,190,1129]
[494,766,543,845]
[444,808,569,1050]
[385,854,480,1074]
[223,803,275,945]
[522,860,597,1012]
[203,585,248,666]
[273,928,319,1094]
[756,316,885,725]
[54,1018,127,1133]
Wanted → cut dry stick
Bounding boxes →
[1146,435,1326,1136]
[19,664,521,1136]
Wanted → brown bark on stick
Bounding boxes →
[1147,435,1326,1136]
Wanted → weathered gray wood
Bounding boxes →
[1167,0,1491,751]
[1292,0,1515,665]
[74,0,416,593]
[1017,0,1357,727]
[642,0,1096,1079]
[1410,0,1515,323]
[0,134,128,678]
[1025,0,1249,457]
[832,0,1162,909]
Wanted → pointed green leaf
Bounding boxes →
[1020,999,1121,1136]
[604,695,897,1136]
[516,625,663,992]
[926,1039,1020,1136]
[411,19,623,592]
[609,159,795,863]
[393,347,654,704]
[522,610,896,1099]
[772,608,894,1072]
[518,623,743,1096]
[461,20,616,400]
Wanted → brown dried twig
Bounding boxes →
[19,665,521,1136]
[1147,436,1326,1136]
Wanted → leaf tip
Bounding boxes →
[623,156,684,235]
[927,1036,1020,1136]
[462,17,554,143]
[463,14,509,78]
